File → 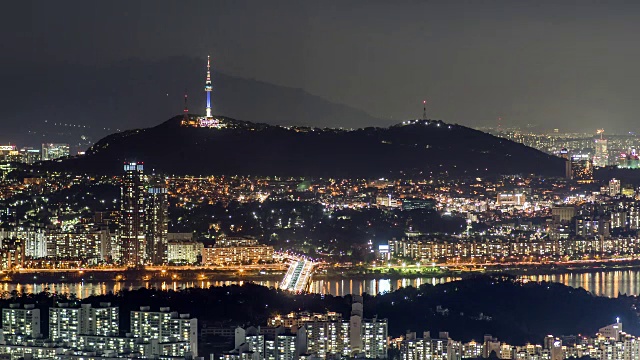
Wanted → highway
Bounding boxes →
[11,263,287,273]
[8,256,639,278]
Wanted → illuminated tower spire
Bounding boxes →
[422,100,427,119]
[205,55,212,118]
[183,90,189,123]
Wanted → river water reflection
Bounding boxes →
[1,270,639,299]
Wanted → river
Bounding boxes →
[308,270,640,297]
[2,269,639,299]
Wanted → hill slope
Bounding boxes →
[47,116,566,178]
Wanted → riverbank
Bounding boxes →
[2,268,285,284]
[5,258,640,284]
[315,258,640,280]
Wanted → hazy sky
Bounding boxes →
[4,0,640,132]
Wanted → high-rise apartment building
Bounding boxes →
[130,306,198,357]
[262,298,388,359]
[45,230,109,265]
[146,176,169,264]
[609,178,621,197]
[401,331,462,360]
[168,241,203,264]
[0,236,24,270]
[49,303,119,346]
[49,303,81,345]
[363,316,388,359]
[0,302,198,359]
[305,319,351,357]
[80,303,120,337]
[2,304,41,341]
[240,327,265,359]
[231,307,386,360]
[202,236,274,266]
[271,333,299,360]
[228,326,306,360]
[121,162,146,265]
[0,228,47,259]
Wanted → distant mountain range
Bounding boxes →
[45,115,566,178]
[0,57,386,146]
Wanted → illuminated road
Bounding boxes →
[280,257,315,293]
[12,264,287,274]
[7,256,640,276]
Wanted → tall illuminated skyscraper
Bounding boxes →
[205,55,212,118]
[121,162,146,265]
[594,138,608,167]
[146,176,168,264]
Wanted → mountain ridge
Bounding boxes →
[45,115,566,178]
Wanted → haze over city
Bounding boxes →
[4,1,640,146]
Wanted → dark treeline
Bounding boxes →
[1,276,636,345]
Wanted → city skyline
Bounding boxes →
[6,2,640,360]
[6,1,640,145]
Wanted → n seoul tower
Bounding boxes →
[205,55,212,118]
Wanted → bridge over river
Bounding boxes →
[279,254,316,293]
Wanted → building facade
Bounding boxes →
[167,241,203,264]
[146,177,169,264]
[2,304,41,342]
[121,162,146,265]
[130,306,198,357]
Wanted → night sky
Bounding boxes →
[4,0,640,145]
